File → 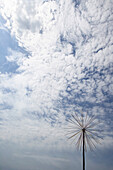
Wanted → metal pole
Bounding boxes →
[83,129,85,170]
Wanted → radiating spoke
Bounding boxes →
[76,133,83,150]
[84,113,88,127]
[80,112,84,127]
[68,117,81,128]
[67,112,102,151]
[68,131,81,139]
[65,126,81,131]
[71,114,82,127]
[85,115,95,128]
[66,112,103,170]
[86,129,103,140]
[85,133,94,150]
[66,129,81,135]
[86,121,99,129]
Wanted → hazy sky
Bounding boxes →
[0,0,113,170]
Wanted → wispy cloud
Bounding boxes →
[0,0,113,152]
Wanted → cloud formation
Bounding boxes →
[0,0,113,152]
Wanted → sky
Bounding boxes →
[0,0,113,170]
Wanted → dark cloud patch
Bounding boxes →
[72,0,81,8]
[0,103,13,110]
[60,34,76,56]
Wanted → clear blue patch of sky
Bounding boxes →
[0,16,29,74]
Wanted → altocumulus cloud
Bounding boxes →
[0,0,113,169]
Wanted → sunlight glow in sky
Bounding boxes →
[0,0,113,170]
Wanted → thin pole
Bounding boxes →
[83,129,85,170]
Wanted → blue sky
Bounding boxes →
[0,0,113,170]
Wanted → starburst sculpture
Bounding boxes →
[67,112,103,170]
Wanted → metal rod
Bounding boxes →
[83,129,85,170]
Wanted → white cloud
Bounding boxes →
[0,0,113,152]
